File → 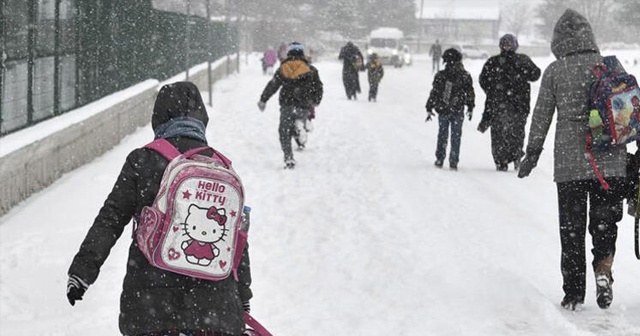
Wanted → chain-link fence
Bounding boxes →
[0,0,237,136]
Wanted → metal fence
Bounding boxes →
[0,0,237,136]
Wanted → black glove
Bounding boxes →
[477,119,489,133]
[517,149,542,178]
[242,300,251,313]
[67,274,89,306]
[425,109,435,122]
[466,109,473,121]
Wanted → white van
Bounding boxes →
[367,27,406,68]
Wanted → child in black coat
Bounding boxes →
[425,48,475,170]
[67,82,253,335]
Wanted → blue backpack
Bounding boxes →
[587,56,640,190]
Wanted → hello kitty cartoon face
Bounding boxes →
[182,204,228,244]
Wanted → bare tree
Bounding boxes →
[535,0,619,43]
[573,0,617,41]
[501,2,533,37]
[617,0,640,27]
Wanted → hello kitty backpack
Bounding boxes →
[134,138,247,281]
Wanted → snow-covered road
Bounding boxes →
[2,50,640,335]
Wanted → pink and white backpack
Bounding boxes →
[135,138,247,281]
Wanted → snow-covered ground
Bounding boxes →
[1,50,640,336]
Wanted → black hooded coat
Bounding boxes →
[338,42,364,98]
[68,82,252,336]
[479,50,541,165]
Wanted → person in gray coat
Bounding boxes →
[517,9,627,311]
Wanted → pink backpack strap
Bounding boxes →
[183,146,216,159]
[585,133,610,191]
[144,138,181,161]
[146,139,225,165]
[213,151,233,169]
[244,312,273,336]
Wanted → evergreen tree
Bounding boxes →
[316,0,367,39]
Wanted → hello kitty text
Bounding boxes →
[195,180,226,205]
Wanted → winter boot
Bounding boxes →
[284,158,296,169]
[560,294,584,311]
[595,255,614,309]
[434,160,444,168]
[513,159,521,171]
[496,163,508,171]
[450,162,458,171]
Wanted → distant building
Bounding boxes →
[416,5,501,45]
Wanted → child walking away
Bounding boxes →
[258,42,324,169]
[66,82,260,336]
[262,46,278,75]
[366,53,384,102]
[425,48,475,170]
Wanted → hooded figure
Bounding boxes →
[258,42,324,168]
[365,53,384,102]
[518,9,627,311]
[499,33,519,52]
[478,33,541,171]
[262,46,278,75]
[67,81,252,335]
[338,41,364,100]
[425,48,475,170]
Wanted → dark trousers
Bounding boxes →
[436,112,464,164]
[556,178,624,300]
[279,106,309,161]
[368,81,380,100]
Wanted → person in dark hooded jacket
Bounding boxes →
[518,9,627,311]
[478,34,541,171]
[425,48,475,170]
[258,42,323,169]
[66,81,252,336]
[338,41,364,100]
[365,53,384,102]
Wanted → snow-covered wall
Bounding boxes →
[0,56,238,217]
